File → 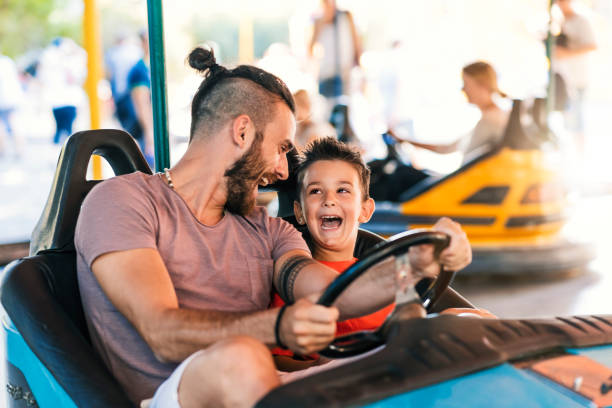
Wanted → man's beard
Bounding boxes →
[224,131,276,215]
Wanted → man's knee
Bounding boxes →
[214,336,270,358]
[210,336,277,377]
[178,337,279,407]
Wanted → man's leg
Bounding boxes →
[152,336,280,408]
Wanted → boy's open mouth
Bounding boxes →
[321,215,343,230]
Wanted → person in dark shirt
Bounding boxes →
[115,30,154,166]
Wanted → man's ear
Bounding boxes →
[231,114,252,148]
[293,201,306,225]
[358,197,375,223]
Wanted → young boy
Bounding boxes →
[270,137,394,369]
[271,138,491,371]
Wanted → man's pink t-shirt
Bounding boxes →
[75,172,309,404]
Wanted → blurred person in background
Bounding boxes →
[38,38,87,145]
[309,0,361,110]
[0,52,24,158]
[293,89,336,149]
[125,30,154,167]
[553,0,596,156]
[105,31,142,129]
[402,61,509,165]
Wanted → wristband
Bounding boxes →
[275,305,288,349]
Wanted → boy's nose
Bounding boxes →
[323,195,336,207]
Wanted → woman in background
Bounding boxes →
[405,61,509,163]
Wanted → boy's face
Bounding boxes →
[295,160,374,261]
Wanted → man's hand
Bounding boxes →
[432,217,472,272]
[278,297,339,355]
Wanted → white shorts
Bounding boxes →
[146,350,205,408]
[144,345,385,407]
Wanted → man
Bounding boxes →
[75,47,472,407]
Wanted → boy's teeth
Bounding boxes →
[321,216,342,229]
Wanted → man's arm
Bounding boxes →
[92,248,338,361]
[555,43,596,58]
[404,139,461,154]
[273,218,472,320]
[346,11,362,65]
[308,20,322,58]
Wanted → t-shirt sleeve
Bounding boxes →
[267,216,311,261]
[127,61,150,90]
[74,177,158,268]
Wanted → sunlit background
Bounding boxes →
[1,0,612,317]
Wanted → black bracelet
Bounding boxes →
[275,305,288,349]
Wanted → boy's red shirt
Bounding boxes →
[270,258,395,356]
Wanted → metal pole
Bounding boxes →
[83,0,103,179]
[146,0,170,172]
[546,0,556,121]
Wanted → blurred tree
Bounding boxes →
[253,19,289,59]
[191,14,239,63]
[0,0,81,58]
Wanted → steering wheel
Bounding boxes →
[317,230,454,358]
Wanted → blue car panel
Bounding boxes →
[364,363,592,408]
[3,314,77,408]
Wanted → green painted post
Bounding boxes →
[146,0,171,172]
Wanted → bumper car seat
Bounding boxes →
[1,129,151,407]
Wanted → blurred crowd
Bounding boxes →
[0,0,600,176]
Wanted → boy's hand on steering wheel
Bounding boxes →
[432,217,472,271]
[278,297,339,355]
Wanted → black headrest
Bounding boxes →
[30,129,152,255]
[499,99,541,150]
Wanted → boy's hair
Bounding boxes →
[296,137,370,200]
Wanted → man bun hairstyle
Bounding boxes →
[187,46,295,142]
[296,137,371,200]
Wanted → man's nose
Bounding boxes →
[275,153,289,180]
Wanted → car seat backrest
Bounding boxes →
[31,129,152,255]
[499,99,542,150]
[0,129,149,407]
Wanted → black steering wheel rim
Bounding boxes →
[317,229,453,358]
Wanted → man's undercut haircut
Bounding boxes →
[187,46,295,142]
[275,255,318,304]
[297,137,371,200]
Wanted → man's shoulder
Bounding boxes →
[235,206,296,232]
[84,172,155,206]
[237,206,273,225]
